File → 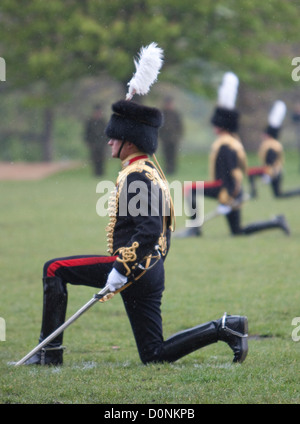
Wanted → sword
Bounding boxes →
[203,192,251,223]
[14,283,131,367]
[174,193,251,237]
[14,250,161,367]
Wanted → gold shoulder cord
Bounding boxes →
[153,154,175,230]
[106,167,134,255]
[152,154,175,256]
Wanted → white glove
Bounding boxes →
[106,268,127,292]
[217,204,232,215]
[261,174,271,184]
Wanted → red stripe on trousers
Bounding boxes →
[47,256,117,277]
[248,166,266,176]
[184,180,222,195]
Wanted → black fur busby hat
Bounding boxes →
[105,100,163,155]
[211,107,239,133]
[105,43,164,155]
[264,100,286,139]
[211,72,239,133]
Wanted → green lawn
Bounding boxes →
[0,152,300,404]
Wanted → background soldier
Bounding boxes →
[84,104,107,176]
[176,73,290,238]
[159,96,184,174]
[248,101,300,198]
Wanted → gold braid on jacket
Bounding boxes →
[106,155,175,257]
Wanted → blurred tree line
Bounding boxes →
[0,0,299,161]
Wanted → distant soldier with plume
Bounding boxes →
[176,73,290,237]
[248,101,300,198]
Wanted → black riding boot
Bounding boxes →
[279,188,300,198]
[218,313,248,363]
[25,276,68,365]
[152,313,248,364]
[248,175,258,198]
[242,214,290,235]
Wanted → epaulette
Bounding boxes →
[258,138,284,176]
[258,138,283,162]
[209,134,248,180]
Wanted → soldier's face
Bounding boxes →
[108,139,123,158]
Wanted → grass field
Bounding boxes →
[0,152,300,405]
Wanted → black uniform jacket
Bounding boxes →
[106,153,174,278]
[209,133,247,204]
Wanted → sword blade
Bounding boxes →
[14,285,111,366]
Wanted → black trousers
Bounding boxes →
[189,186,283,236]
[249,172,300,198]
[271,173,300,198]
[42,255,220,364]
[43,255,165,363]
[189,184,238,233]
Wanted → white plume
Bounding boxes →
[268,100,286,128]
[217,72,239,110]
[126,42,164,100]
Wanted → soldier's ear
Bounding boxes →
[127,141,138,151]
